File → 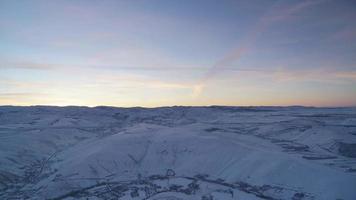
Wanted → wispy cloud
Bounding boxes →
[228,68,356,83]
[0,59,276,72]
[0,92,42,97]
[0,60,57,70]
[199,0,328,94]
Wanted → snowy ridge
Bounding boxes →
[0,106,355,199]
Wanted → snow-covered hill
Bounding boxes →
[0,106,355,200]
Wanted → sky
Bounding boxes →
[0,0,356,107]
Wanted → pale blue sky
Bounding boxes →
[1,0,356,106]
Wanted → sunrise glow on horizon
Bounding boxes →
[1,0,356,107]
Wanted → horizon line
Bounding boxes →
[1,104,355,109]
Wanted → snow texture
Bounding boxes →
[0,106,355,199]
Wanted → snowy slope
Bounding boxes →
[0,106,356,199]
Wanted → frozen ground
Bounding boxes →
[0,106,355,200]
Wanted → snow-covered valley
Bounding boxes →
[0,106,355,200]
